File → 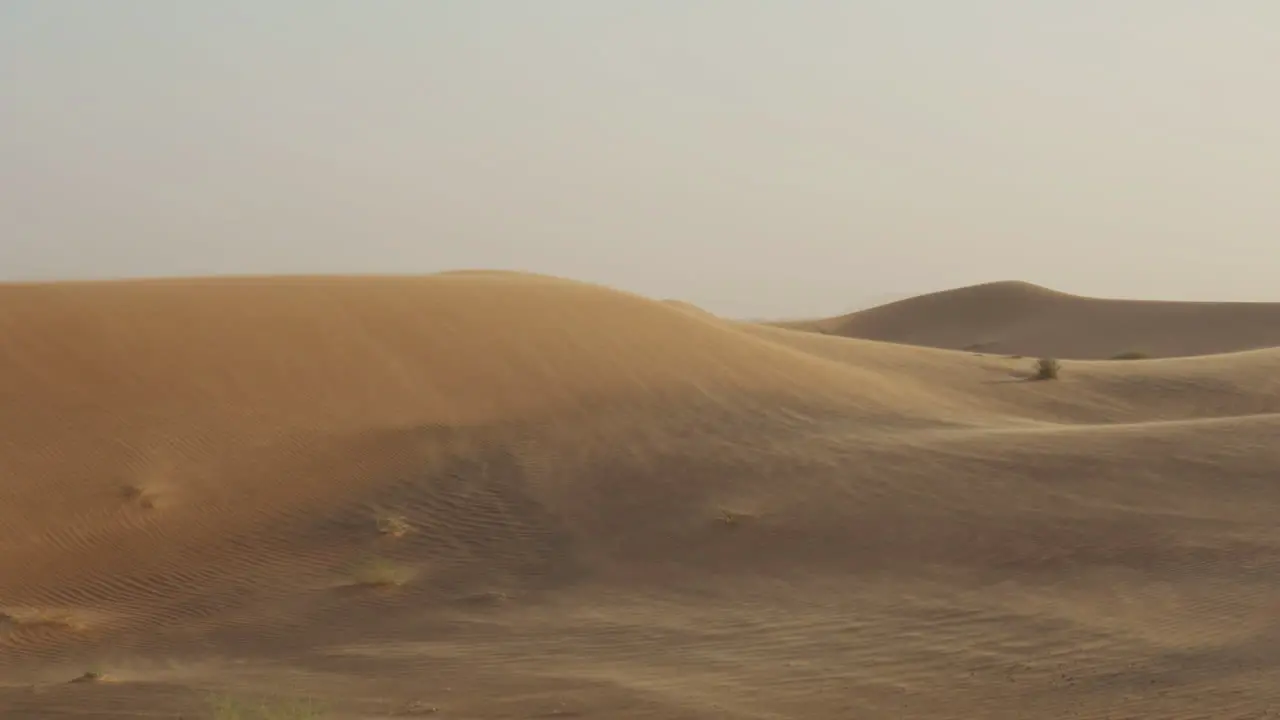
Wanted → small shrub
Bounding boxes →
[69,670,106,684]
[1110,350,1148,360]
[1033,357,1060,380]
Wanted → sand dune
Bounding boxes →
[785,280,1280,359]
[3,272,1280,719]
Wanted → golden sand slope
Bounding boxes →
[2,273,1280,719]
[786,280,1280,359]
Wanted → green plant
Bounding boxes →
[1033,357,1060,380]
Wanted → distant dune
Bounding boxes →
[3,272,1280,719]
[784,280,1280,359]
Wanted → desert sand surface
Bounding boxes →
[3,272,1280,719]
[784,279,1280,359]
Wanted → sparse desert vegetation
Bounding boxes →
[1033,357,1061,380]
[68,670,106,684]
[5,275,1280,719]
[11,0,1280,713]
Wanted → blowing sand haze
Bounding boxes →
[3,272,1280,718]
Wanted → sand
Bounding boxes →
[2,272,1280,719]
[785,279,1280,359]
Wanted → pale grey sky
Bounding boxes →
[2,2,1277,318]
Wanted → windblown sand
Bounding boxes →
[2,273,1280,719]
[786,279,1280,359]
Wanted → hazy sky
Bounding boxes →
[3,2,1278,318]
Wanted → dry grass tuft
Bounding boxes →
[1032,357,1061,380]
[69,671,105,684]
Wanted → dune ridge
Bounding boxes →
[788,279,1280,359]
[2,272,1280,719]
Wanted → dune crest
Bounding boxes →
[789,280,1280,359]
[3,272,1280,719]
